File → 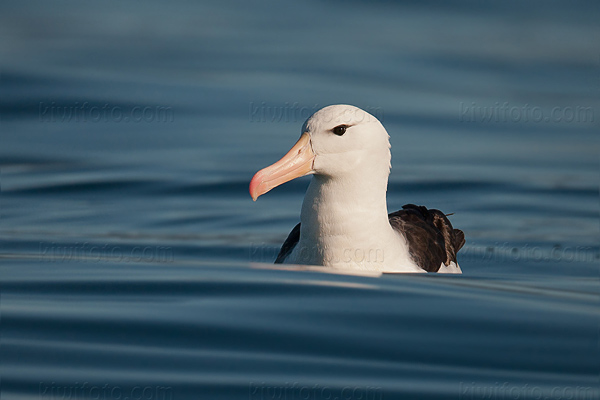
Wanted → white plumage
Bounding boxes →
[250,105,464,274]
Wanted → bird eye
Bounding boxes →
[332,125,347,136]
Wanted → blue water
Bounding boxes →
[1,1,599,399]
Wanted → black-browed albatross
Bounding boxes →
[250,104,464,273]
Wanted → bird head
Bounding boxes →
[249,104,390,201]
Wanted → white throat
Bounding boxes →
[288,161,419,272]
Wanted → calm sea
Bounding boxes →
[1,1,599,399]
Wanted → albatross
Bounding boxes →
[249,104,464,273]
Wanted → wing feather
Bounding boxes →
[274,223,301,263]
[388,204,465,272]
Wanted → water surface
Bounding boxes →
[1,1,599,399]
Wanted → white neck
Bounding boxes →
[293,161,416,271]
[300,172,390,238]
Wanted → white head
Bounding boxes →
[250,104,391,200]
[302,104,391,179]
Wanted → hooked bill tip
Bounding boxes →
[249,172,262,201]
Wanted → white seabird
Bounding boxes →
[250,104,464,273]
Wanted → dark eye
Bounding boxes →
[332,125,347,136]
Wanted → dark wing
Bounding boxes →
[388,204,465,272]
[275,223,301,263]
